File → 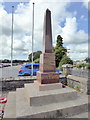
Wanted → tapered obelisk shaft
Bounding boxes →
[43,9,52,53]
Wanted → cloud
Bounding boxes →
[60,16,88,60]
[60,17,88,44]
[0,0,88,61]
[69,52,88,60]
[1,0,71,59]
[80,15,84,19]
[66,43,88,60]
[82,0,89,9]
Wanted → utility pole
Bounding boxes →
[31,3,35,76]
[11,6,14,67]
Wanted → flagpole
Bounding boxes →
[31,3,35,76]
[11,6,14,67]
[11,6,14,77]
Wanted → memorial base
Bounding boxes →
[37,71,59,84]
[4,82,88,118]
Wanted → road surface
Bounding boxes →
[0,65,22,79]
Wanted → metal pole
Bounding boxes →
[31,3,35,76]
[11,6,14,67]
[11,6,14,78]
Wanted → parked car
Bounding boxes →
[0,64,3,68]
[3,64,10,67]
[18,64,62,76]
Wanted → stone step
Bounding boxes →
[4,91,16,118]
[68,112,88,118]
[24,83,78,106]
[34,81,63,91]
[16,87,88,118]
[16,88,28,118]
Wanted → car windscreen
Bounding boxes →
[25,65,31,69]
[25,65,39,69]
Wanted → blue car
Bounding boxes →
[18,63,62,76]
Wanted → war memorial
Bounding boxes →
[4,9,88,118]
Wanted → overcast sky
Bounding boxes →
[0,0,89,61]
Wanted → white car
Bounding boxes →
[0,64,3,68]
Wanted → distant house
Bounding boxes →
[75,61,87,65]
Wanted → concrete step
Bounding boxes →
[24,83,78,106]
[4,91,16,118]
[16,87,88,118]
[68,112,88,118]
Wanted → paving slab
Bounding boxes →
[4,91,16,118]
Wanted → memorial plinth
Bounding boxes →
[37,9,59,84]
[39,53,56,72]
[37,72,59,84]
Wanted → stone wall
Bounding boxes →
[67,75,87,94]
[1,76,65,92]
[0,75,88,94]
[71,69,88,78]
[0,77,35,92]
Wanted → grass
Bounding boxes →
[67,83,81,92]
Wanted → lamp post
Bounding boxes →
[31,3,35,76]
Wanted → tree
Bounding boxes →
[54,47,67,67]
[56,35,63,47]
[28,51,42,62]
[54,35,67,67]
[87,63,90,69]
[59,55,73,70]
[85,57,90,63]
[34,58,40,63]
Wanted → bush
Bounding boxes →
[34,58,40,63]
[76,63,87,69]
[76,64,82,68]
[59,55,73,70]
[87,63,90,69]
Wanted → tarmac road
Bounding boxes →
[0,65,22,79]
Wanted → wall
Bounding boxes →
[67,75,87,94]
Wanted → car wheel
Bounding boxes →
[23,73,30,76]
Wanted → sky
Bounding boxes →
[0,0,89,61]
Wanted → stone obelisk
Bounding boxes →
[37,9,59,84]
